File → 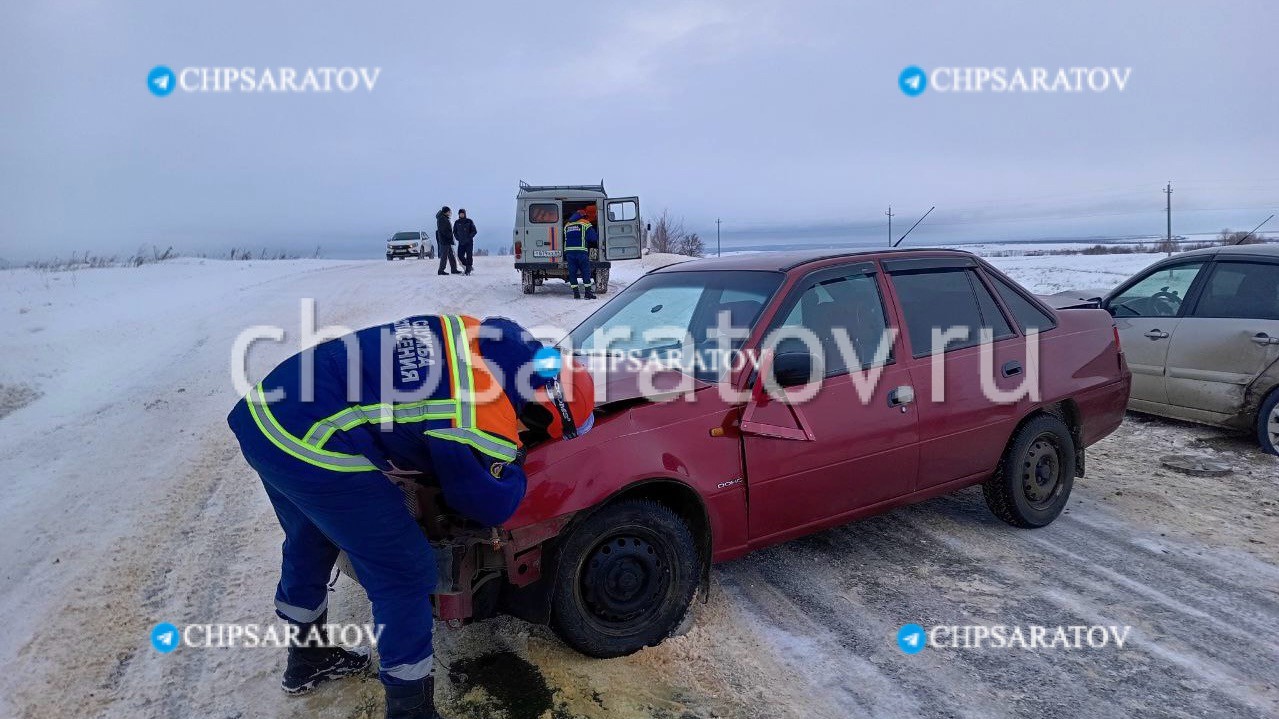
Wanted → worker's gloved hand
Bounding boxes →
[428,438,528,527]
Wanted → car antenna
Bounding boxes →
[1232,214,1274,245]
[892,206,935,247]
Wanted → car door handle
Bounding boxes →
[1252,332,1279,346]
[887,386,915,408]
[1001,360,1023,377]
[1143,329,1170,340]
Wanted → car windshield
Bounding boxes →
[391,232,418,241]
[566,270,783,382]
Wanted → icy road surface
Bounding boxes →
[1,249,1275,718]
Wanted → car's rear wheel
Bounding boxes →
[983,414,1076,528]
[522,270,536,294]
[1257,388,1279,456]
[594,268,610,294]
[550,499,699,658]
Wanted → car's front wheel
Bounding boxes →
[1257,388,1279,456]
[549,499,700,658]
[983,414,1076,528]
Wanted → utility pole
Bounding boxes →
[716,218,722,257]
[1164,181,1173,256]
[885,206,894,247]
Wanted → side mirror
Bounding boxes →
[772,352,821,388]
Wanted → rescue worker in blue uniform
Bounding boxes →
[227,314,594,719]
[563,209,599,300]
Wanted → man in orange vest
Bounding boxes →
[227,315,594,719]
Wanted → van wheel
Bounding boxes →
[550,500,700,658]
[521,271,536,294]
[1257,388,1279,455]
[983,414,1076,528]
[594,268,610,294]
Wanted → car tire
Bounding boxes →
[983,414,1076,528]
[522,270,536,295]
[549,499,700,658]
[594,268,610,295]
[1257,388,1279,456]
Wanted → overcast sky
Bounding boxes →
[2,0,1276,262]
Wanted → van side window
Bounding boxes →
[988,273,1056,333]
[528,203,559,224]
[1192,261,1279,320]
[607,200,637,222]
[890,268,1014,356]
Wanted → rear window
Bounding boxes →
[890,268,1014,356]
[988,273,1056,333]
[528,203,559,224]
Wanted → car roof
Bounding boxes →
[1174,242,1279,259]
[651,247,977,273]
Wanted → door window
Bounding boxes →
[1109,263,1204,318]
[606,200,637,222]
[528,203,559,224]
[1191,262,1279,320]
[769,271,893,374]
[890,268,1014,356]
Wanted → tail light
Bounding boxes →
[514,241,522,259]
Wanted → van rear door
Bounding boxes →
[523,200,564,264]
[603,197,642,260]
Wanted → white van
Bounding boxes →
[512,181,643,294]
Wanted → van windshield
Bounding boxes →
[565,270,783,382]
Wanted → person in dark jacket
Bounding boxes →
[435,207,459,275]
[563,210,599,299]
[452,209,477,275]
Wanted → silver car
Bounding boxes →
[1101,244,1279,453]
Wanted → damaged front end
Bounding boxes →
[334,483,575,629]
[430,512,574,628]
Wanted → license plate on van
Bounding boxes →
[532,250,561,258]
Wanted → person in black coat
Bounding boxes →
[453,209,477,275]
[435,206,459,275]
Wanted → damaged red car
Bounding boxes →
[406,249,1130,658]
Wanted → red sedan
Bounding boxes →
[427,248,1130,658]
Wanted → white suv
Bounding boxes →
[386,231,432,260]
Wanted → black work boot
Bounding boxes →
[572,288,581,299]
[385,676,444,719]
[281,614,370,694]
[584,288,597,300]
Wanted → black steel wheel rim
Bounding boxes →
[578,527,671,630]
[1021,435,1063,510]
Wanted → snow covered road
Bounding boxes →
[1,250,1275,718]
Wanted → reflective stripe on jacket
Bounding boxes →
[243,314,519,473]
[563,219,593,252]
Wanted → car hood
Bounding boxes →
[1038,289,1108,309]
[504,366,717,530]
[593,364,712,410]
